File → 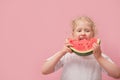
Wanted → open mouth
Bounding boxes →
[79,38,87,40]
[79,37,87,40]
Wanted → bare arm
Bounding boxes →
[41,50,66,75]
[97,56,120,79]
[41,40,72,75]
[93,43,120,79]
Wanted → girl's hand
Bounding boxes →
[61,38,73,54]
[92,43,102,59]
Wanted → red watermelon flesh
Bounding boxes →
[69,38,100,56]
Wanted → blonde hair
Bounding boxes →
[72,16,96,37]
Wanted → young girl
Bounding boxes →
[41,16,120,80]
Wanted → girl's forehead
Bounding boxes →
[75,25,92,30]
[74,20,93,29]
[76,20,90,26]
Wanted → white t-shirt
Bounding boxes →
[48,53,113,80]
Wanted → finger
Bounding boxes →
[92,43,97,53]
[63,45,73,53]
[66,37,73,42]
[93,43,100,48]
[93,43,101,53]
[66,43,73,47]
[92,43,97,49]
[65,38,69,43]
[68,48,73,53]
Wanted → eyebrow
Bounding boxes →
[76,27,91,30]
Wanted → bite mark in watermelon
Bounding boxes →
[69,38,100,56]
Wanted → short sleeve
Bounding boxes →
[54,57,64,71]
[46,55,65,71]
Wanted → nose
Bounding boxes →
[81,31,86,36]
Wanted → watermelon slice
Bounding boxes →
[69,38,100,56]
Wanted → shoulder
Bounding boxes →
[60,52,81,62]
[62,52,75,59]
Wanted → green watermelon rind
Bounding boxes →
[69,39,101,56]
[70,47,93,56]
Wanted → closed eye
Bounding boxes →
[86,30,90,32]
[85,29,90,32]
[77,29,81,32]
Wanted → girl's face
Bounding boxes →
[72,22,94,40]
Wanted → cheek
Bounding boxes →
[72,32,78,38]
[89,32,94,37]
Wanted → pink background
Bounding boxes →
[0,0,120,80]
